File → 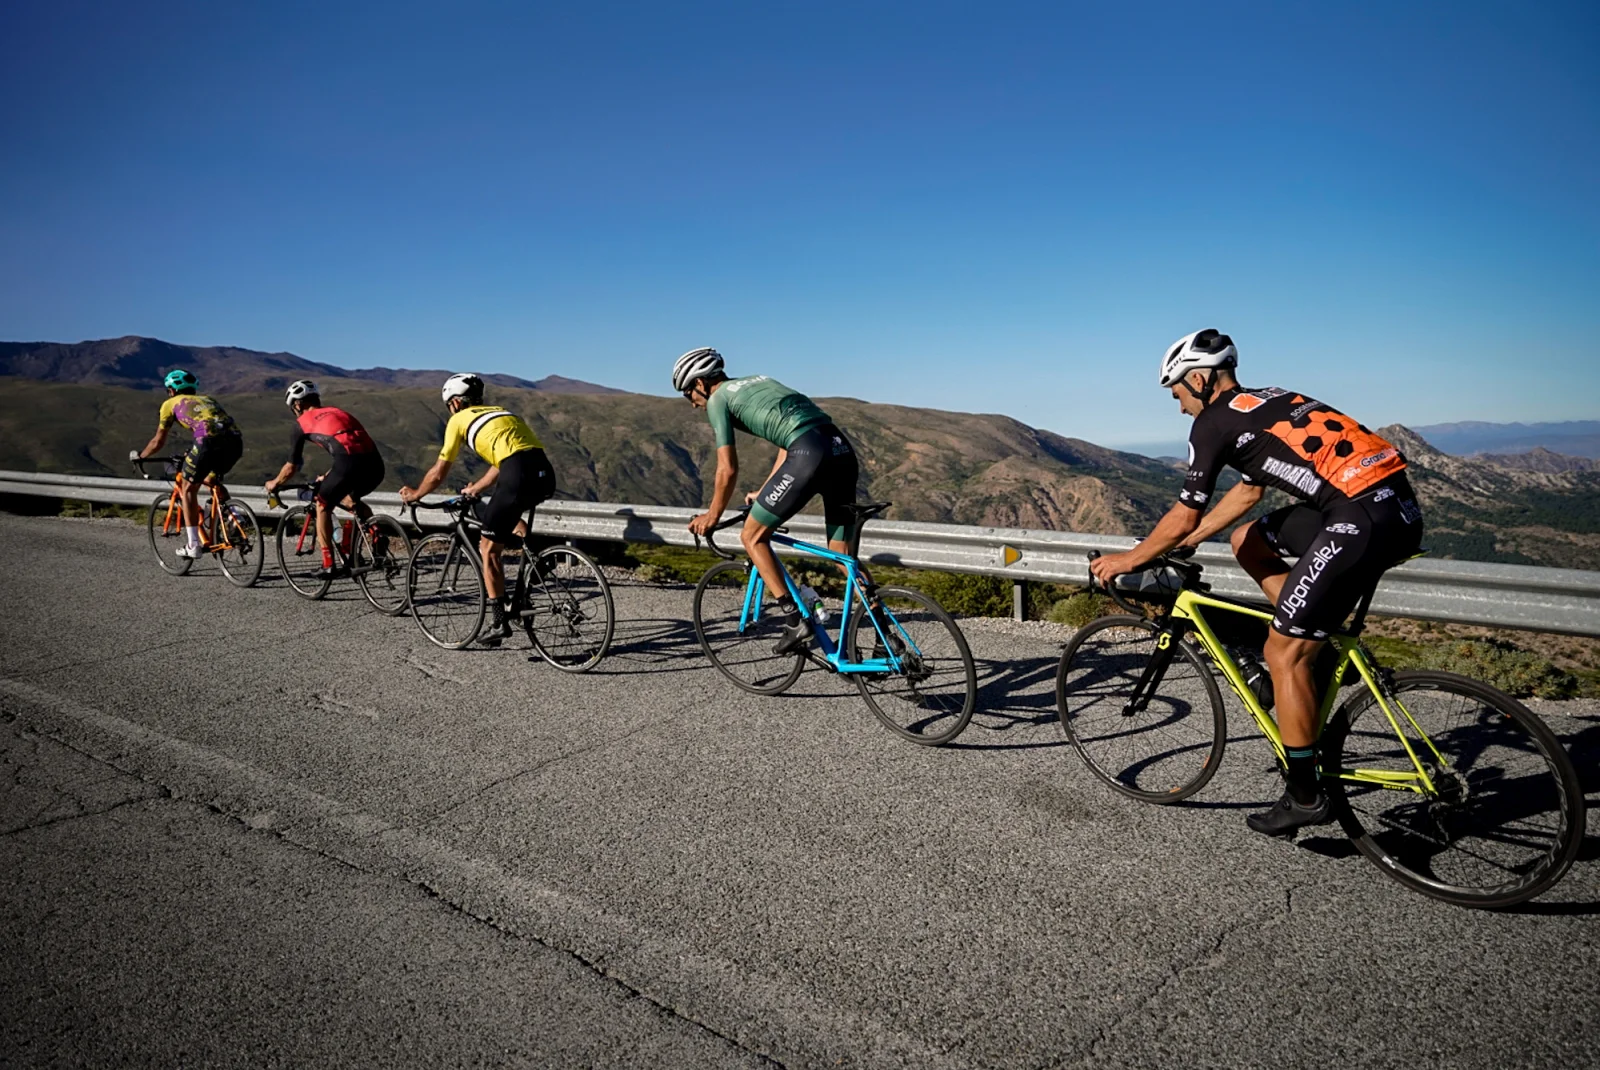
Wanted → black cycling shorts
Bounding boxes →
[749,423,861,543]
[472,447,556,544]
[316,453,385,510]
[1256,474,1424,641]
[180,432,243,486]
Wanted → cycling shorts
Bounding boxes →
[748,424,861,543]
[472,447,556,544]
[316,454,385,510]
[180,432,243,486]
[1257,474,1424,641]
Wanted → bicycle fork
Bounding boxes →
[1124,624,1182,716]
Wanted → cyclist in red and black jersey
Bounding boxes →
[1090,329,1424,836]
[264,380,386,579]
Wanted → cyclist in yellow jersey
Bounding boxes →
[399,374,556,644]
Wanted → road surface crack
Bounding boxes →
[0,795,156,838]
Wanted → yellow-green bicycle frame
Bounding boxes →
[1166,587,1450,797]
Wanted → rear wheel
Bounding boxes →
[845,587,977,746]
[408,532,486,650]
[276,505,331,599]
[1323,669,1586,909]
[353,513,412,615]
[522,545,615,672]
[692,560,805,695]
[215,498,263,587]
[147,493,193,576]
[1054,615,1226,802]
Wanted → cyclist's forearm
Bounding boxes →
[413,459,452,497]
[1185,483,1263,545]
[138,429,166,458]
[765,449,786,483]
[464,466,500,496]
[706,462,739,518]
[268,462,297,487]
[1122,503,1201,570]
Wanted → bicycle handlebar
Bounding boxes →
[404,496,471,530]
[695,509,751,560]
[131,455,186,481]
[1086,545,1203,616]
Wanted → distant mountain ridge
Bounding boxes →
[1411,420,1600,459]
[0,336,624,396]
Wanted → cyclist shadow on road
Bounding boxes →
[947,654,1069,751]
[586,615,704,675]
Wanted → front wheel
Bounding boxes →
[215,499,263,587]
[408,532,486,650]
[1054,615,1226,802]
[353,513,412,616]
[147,493,192,576]
[521,545,615,672]
[845,587,976,746]
[1323,669,1586,909]
[276,505,331,600]
[692,560,805,695]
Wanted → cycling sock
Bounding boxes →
[321,547,335,568]
[183,525,200,549]
[1284,746,1320,804]
[776,597,801,626]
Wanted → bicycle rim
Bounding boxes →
[692,560,805,695]
[407,532,485,650]
[1055,615,1226,803]
[353,513,412,616]
[1324,669,1586,909]
[216,500,263,587]
[846,586,976,746]
[147,493,192,576]
[276,506,331,599]
[523,546,615,672]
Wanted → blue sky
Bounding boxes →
[2,1,1596,449]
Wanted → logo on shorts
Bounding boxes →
[1372,487,1394,502]
[1277,542,1343,621]
[764,474,795,506]
[1399,497,1422,524]
[1325,522,1360,535]
[1235,432,1255,448]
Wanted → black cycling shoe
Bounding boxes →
[480,604,514,647]
[772,621,809,656]
[315,564,350,581]
[1246,789,1332,837]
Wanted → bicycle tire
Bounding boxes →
[692,560,805,695]
[276,505,332,600]
[147,493,193,576]
[1323,669,1586,909]
[522,545,615,672]
[1055,614,1227,803]
[353,513,412,616]
[845,586,977,746]
[216,499,263,588]
[408,532,486,650]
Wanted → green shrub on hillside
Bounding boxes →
[1048,592,1112,628]
[1366,636,1578,699]
[908,572,1012,618]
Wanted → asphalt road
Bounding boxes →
[2,514,1597,1069]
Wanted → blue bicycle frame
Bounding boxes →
[736,530,922,676]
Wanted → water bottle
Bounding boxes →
[1231,647,1275,711]
[797,584,829,624]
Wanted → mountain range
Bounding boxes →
[2,336,1597,568]
[1411,420,1600,459]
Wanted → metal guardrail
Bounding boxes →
[4,469,1600,637]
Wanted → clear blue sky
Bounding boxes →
[2,1,1596,448]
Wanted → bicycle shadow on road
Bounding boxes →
[947,654,1070,751]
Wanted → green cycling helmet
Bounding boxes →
[163,368,198,391]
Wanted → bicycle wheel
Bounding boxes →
[408,532,486,650]
[215,499,263,587]
[147,493,193,576]
[845,586,977,746]
[353,513,412,616]
[1323,669,1586,909]
[521,545,615,672]
[692,560,805,695]
[276,505,332,599]
[1054,615,1226,802]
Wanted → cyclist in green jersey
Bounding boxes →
[674,348,861,654]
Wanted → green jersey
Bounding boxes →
[705,375,831,450]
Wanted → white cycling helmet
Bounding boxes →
[671,347,724,394]
[441,372,484,404]
[1159,329,1237,388]
[284,379,318,406]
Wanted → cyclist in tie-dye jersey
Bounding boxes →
[131,369,245,559]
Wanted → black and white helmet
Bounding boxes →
[284,379,318,406]
[671,347,724,394]
[1159,329,1237,387]
[441,373,484,404]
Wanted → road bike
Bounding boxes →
[1053,547,1586,909]
[135,455,263,587]
[693,504,977,746]
[405,496,615,670]
[269,482,412,615]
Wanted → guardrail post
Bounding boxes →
[1013,580,1028,622]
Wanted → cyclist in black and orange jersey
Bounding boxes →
[1090,329,1423,836]
[264,379,386,580]
[398,374,556,645]
[130,368,244,560]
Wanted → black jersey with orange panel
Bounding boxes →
[1179,386,1407,511]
